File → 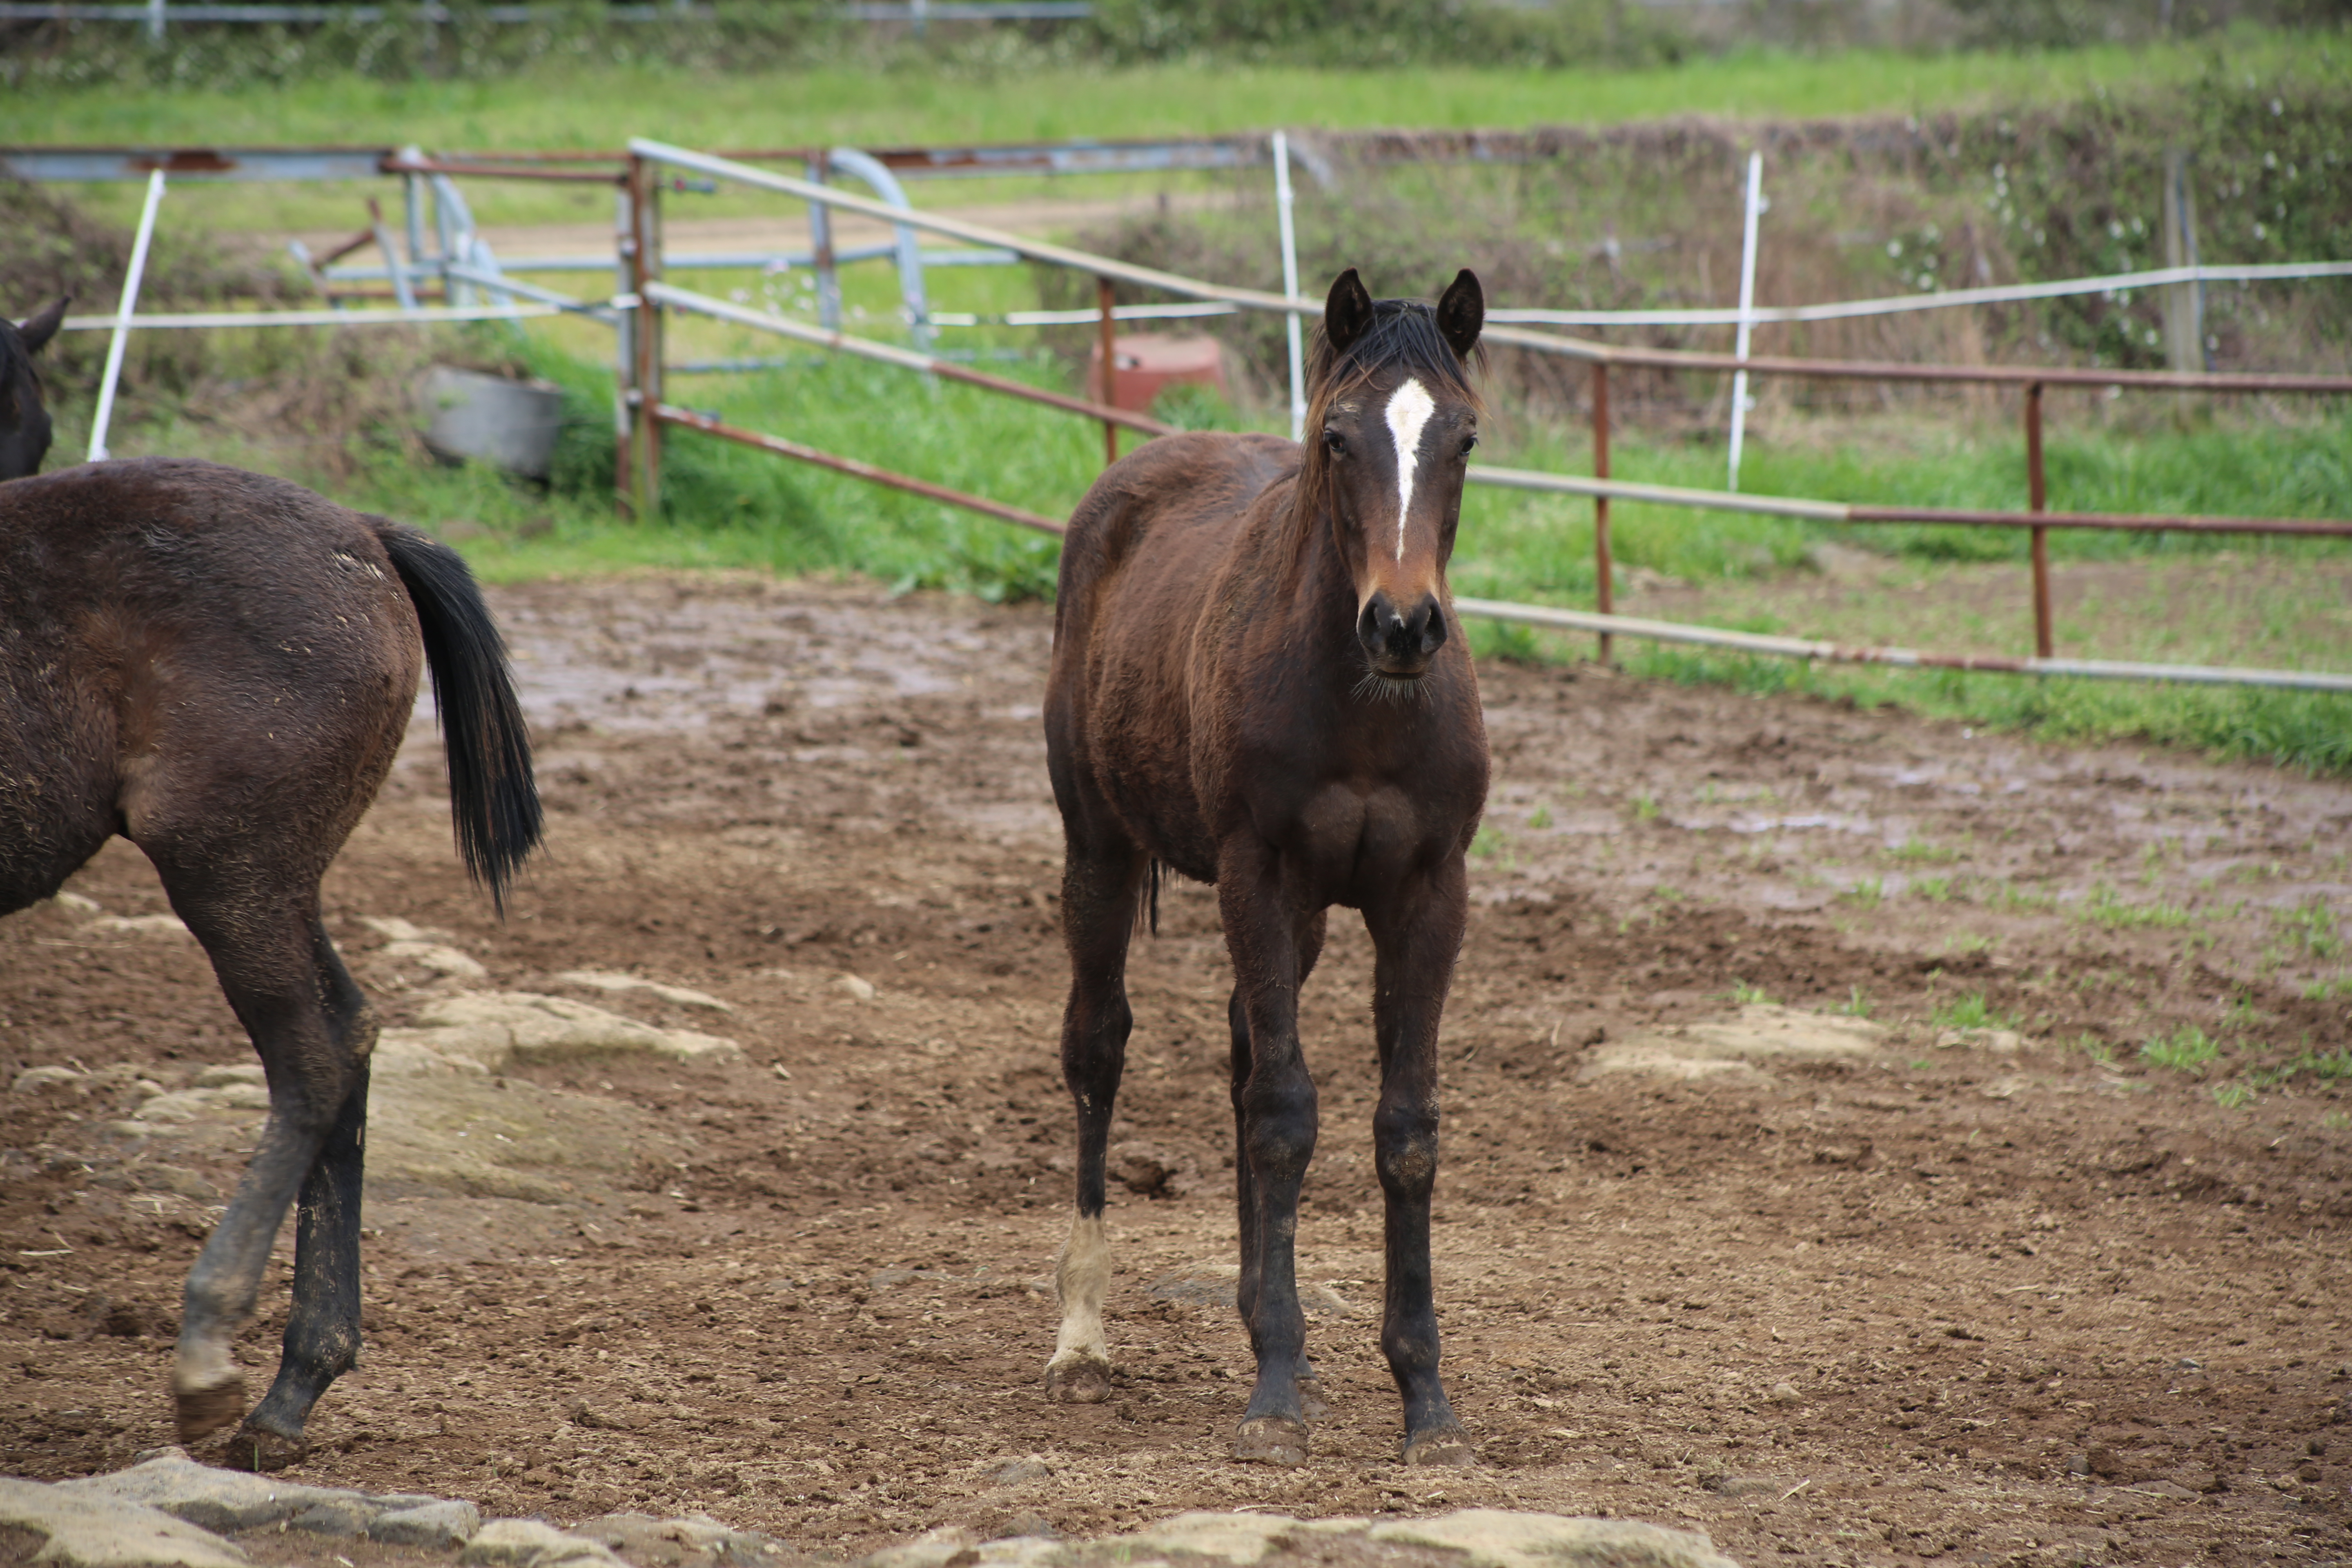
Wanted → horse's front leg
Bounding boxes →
[1218,840,1319,1466]
[1367,855,1474,1466]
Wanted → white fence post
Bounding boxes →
[1272,129,1305,443]
[144,0,164,42]
[1727,149,1765,492]
[89,168,165,464]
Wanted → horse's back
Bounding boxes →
[1056,433,1294,609]
[0,459,425,903]
[1047,432,1296,877]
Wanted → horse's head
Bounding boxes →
[0,299,69,481]
[1302,268,1484,690]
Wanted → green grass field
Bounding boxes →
[7,32,2312,230]
[5,38,2285,147]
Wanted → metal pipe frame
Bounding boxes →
[1450,598,2352,694]
[651,404,1066,536]
[641,278,1174,436]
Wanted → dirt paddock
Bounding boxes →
[3,575,2348,1567]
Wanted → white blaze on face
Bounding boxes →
[1383,377,1437,563]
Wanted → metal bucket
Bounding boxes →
[419,366,564,479]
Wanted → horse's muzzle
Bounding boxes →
[1357,590,1448,676]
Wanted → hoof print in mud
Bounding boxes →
[1401,1427,1475,1467]
[1233,1416,1311,1466]
[173,1379,247,1445]
[218,1424,306,1474]
[1044,1357,1114,1404]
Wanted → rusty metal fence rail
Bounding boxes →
[620,139,2352,696]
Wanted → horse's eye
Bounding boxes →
[1460,434,1479,456]
[1322,429,1347,457]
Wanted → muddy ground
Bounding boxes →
[4,574,2348,1568]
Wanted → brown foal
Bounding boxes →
[1042,268,1490,1467]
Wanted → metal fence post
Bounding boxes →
[1592,361,1613,665]
[89,168,167,463]
[1097,276,1119,466]
[1272,129,1306,444]
[1726,150,1764,492]
[2026,381,2051,658]
[2161,147,2207,374]
[628,153,664,522]
[145,0,165,43]
[614,175,637,512]
[808,149,841,333]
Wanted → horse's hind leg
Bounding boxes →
[1045,843,1145,1403]
[163,884,373,1462]
[234,928,372,1467]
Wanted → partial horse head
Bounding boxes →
[0,298,69,481]
[1301,267,1484,691]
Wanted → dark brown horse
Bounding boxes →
[1042,268,1489,1467]
[0,299,67,479]
[1,309,541,1468]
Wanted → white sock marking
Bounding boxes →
[1384,377,1435,563]
[1049,1211,1111,1372]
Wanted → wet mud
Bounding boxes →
[4,574,2348,1566]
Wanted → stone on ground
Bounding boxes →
[1581,1004,1885,1084]
[555,971,734,1011]
[371,1500,486,1549]
[53,1448,367,1532]
[379,991,742,1073]
[0,1477,245,1568]
[459,1517,627,1567]
[1367,1510,1739,1568]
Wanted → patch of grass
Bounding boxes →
[2075,1032,2118,1064]
[1835,986,1875,1019]
[1631,792,1661,823]
[1930,992,2017,1032]
[1839,878,1884,910]
[1729,980,1773,1006]
[2246,1047,2352,1087]
[1910,875,1956,902]
[2211,1080,2255,1109]
[2324,1110,2352,1131]
[2276,898,2346,962]
[1888,836,1962,864]
[1526,804,1553,830]
[2078,884,2194,930]
[2302,974,2352,1001]
[2140,1025,2223,1073]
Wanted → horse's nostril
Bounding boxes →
[1421,602,1448,654]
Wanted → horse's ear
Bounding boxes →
[1435,270,1483,363]
[1323,268,1374,358]
[18,298,68,355]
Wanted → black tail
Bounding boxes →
[374,522,542,911]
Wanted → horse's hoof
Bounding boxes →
[1044,1354,1114,1404]
[173,1374,246,1443]
[1401,1425,1476,1467]
[1297,1375,1332,1423]
[1233,1416,1310,1466]
[218,1422,306,1474]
